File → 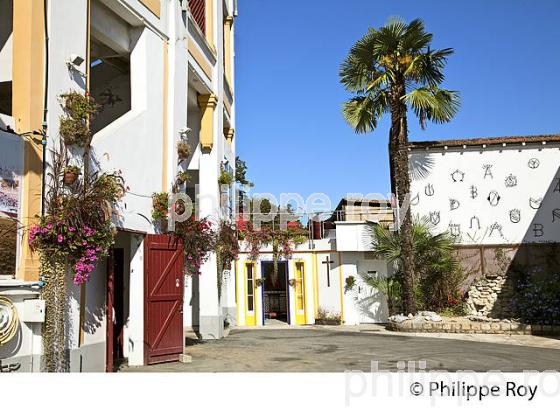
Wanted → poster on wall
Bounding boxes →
[0,131,23,219]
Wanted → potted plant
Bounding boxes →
[177,141,192,160]
[315,308,342,326]
[218,165,234,185]
[288,278,296,287]
[255,278,265,287]
[176,170,190,185]
[151,192,169,221]
[344,275,356,293]
[63,165,81,185]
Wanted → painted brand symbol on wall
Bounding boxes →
[533,223,544,237]
[449,198,460,210]
[504,174,518,188]
[529,197,543,209]
[489,222,504,238]
[509,209,521,224]
[487,190,501,207]
[451,170,465,182]
[483,164,494,179]
[449,224,461,237]
[555,178,560,193]
[528,158,540,169]
[553,209,560,223]
[410,193,420,206]
[470,216,481,230]
[424,184,435,196]
[470,185,478,199]
[429,211,440,226]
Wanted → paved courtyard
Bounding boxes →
[121,327,560,372]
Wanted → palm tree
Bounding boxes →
[367,220,462,312]
[340,17,460,314]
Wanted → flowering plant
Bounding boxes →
[215,220,239,271]
[174,216,215,276]
[29,218,113,284]
[447,289,463,305]
[151,192,169,221]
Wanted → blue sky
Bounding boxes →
[234,0,560,207]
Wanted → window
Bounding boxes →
[295,262,305,311]
[0,0,13,118]
[89,1,132,133]
[189,0,206,34]
[0,132,22,278]
[246,263,254,312]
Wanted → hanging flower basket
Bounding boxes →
[177,141,192,160]
[176,171,190,185]
[63,166,81,185]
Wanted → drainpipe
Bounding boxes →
[41,0,49,216]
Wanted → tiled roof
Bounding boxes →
[408,134,560,150]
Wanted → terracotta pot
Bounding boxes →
[63,171,78,185]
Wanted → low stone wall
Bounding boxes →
[465,275,515,317]
[387,319,560,335]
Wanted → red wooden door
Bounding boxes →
[144,235,184,364]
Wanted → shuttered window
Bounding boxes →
[189,0,206,34]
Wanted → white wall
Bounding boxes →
[0,286,42,372]
[123,234,144,366]
[340,253,389,324]
[335,221,375,252]
[409,143,560,244]
[92,27,165,234]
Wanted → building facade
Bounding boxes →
[233,200,394,327]
[408,134,560,316]
[0,0,237,372]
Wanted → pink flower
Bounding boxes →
[57,234,63,243]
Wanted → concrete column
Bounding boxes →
[196,91,222,339]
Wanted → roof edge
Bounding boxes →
[408,134,560,150]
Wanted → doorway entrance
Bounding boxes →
[262,261,289,324]
[106,247,126,372]
[144,234,184,364]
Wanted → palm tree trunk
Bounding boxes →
[390,79,416,315]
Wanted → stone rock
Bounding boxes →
[388,314,409,323]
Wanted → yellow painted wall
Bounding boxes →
[12,0,45,281]
[139,0,161,18]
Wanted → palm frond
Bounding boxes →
[404,47,453,86]
[342,89,389,134]
[401,18,432,54]
[404,87,460,128]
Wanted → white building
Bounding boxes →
[0,0,237,371]
[233,199,394,327]
[408,134,560,245]
[408,134,560,316]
